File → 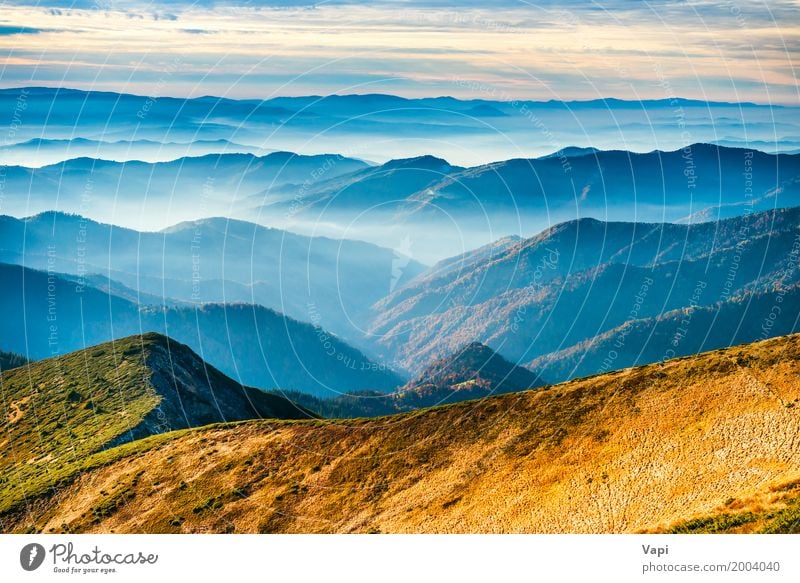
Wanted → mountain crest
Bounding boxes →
[398,342,541,408]
[120,332,315,442]
[382,155,454,171]
[0,333,313,514]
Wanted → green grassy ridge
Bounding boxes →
[0,332,311,515]
[0,334,164,513]
[1,428,188,523]
[0,336,173,511]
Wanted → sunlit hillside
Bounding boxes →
[4,334,798,534]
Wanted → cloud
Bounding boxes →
[0,1,796,104]
[152,12,179,21]
[0,26,50,35]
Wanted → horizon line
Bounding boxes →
[0,85,789,109]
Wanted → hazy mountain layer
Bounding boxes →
[4,87,799,167]
[369,207,800,376]
[0,151,368,229]
[260,144,799,259]
[0,137,273,167]
[0,211,424,345]
[3,137,797,262]
[0,263,404,396]
[282,144,798,221]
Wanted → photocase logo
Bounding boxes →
[20,543,46,571]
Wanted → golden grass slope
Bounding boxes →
[4,334,800,533]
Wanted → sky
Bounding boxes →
[0,0,797,104]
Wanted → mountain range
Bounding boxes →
[275,143,799,221]
[0,137,273,167]
[531,282,800,381]
[3,205,800,401]
[3,333,798,533]
[264,143,800,258]
[4,87,799,167]
[0,262,404,397]
[2,85,799,536]
[0,151,368,229]
[0,211,424,345]
[3,142,796,261]
[368,207,800,378]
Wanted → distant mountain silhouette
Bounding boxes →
[390,144,798,219]
[256,144,800,260]
[4,86,798,171]
[538,146,600,159]
[396,342,542,408]
[0,151,369,224]
[264,154,463,214]
[0,137,272,166]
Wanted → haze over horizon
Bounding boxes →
[0,84,791,106]
[1,0,797,104]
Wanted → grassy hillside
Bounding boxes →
[4,333,799,533]
[654,478,800,534]
[0,333,311,515]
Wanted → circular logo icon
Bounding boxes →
[20,543,46,571]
